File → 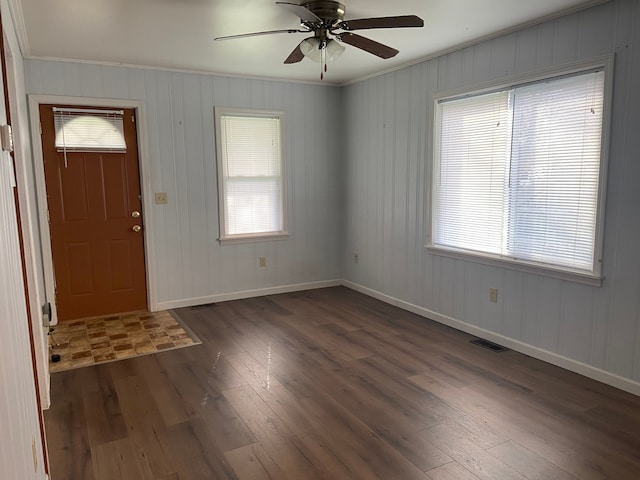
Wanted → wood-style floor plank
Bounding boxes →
[46,369,96,480]
[91,438,149,480]
[487,441,578,480]
[422,422,528,480]
[426,462,482,480]
[225,443,286,480]
[410,373,610,480]
[44,287,640,479]
[113,375,175,478]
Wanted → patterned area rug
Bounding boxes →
[48,310,201,372]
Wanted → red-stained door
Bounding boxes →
[40,104,147,321]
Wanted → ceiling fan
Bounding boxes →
[214,1,424,79]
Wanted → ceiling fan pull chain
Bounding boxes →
[324,45,330,80]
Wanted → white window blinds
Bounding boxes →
[432,70,605,275]
[433,91,512,256]
[216,111,285,238]
[53,108,126,152]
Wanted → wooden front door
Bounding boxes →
[40,104,147,321]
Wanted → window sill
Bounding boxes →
[218,232,290,245]
[425,245,603,287]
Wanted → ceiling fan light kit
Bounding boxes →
[300,38,345,63]
[214,0,424,79]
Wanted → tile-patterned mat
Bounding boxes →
[48,310,201,372]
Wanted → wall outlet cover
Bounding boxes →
[489,288,498,303]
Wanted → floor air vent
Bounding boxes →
[470,338,509,352]
[189,303,217,310]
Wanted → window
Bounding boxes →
[54,107,127,152]
[430,64,610,284]
[215,107,288,244]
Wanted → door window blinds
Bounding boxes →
[53,107,127,152]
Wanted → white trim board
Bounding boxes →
[155,279,342,311]
[28,94,158,323]
[6,0,30,57]
[341,280,640,397]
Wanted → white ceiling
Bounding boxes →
[16,0,607,85]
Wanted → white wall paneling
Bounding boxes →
[0,122,46,480]
[25,62,344,309]
[342,0,640,393]
[2,0,50,407]
[0,0,48,476]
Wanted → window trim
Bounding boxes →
[214,107,289,245]
[426,55,614,287]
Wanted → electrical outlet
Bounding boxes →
[354,253,359,264]
[489,288,498,303]
[259,256,266,268]
[154,192,168,204]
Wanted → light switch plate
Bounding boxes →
[155,192,168,204]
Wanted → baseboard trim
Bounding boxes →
[342,280,640,397]
[154,279,342,311]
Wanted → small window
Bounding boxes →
[430,64,609,284]
[214,107,288,244]
[54,107,127,152]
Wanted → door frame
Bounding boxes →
[28,94,158,325]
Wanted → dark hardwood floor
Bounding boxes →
[44,287,640,480]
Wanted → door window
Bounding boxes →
[54,107,127,152]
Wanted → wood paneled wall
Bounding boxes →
[25,62,344,309]
[342,0,640,389]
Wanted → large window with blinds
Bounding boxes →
[429,63,610,284]
[214,107,288,244]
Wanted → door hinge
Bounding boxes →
[1,124,14,152]
[39,121,42,135]
[47,210,50,224]
[131,115,135,124]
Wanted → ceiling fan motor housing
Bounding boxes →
[302,1,345,26]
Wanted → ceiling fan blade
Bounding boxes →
[339,15,424,31]
[215,29,303,41]
[284,41,305,64]
[276,2,322,23]
[337,32,399,59]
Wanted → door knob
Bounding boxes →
[132,225,142,233]
[131,211,141,218]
